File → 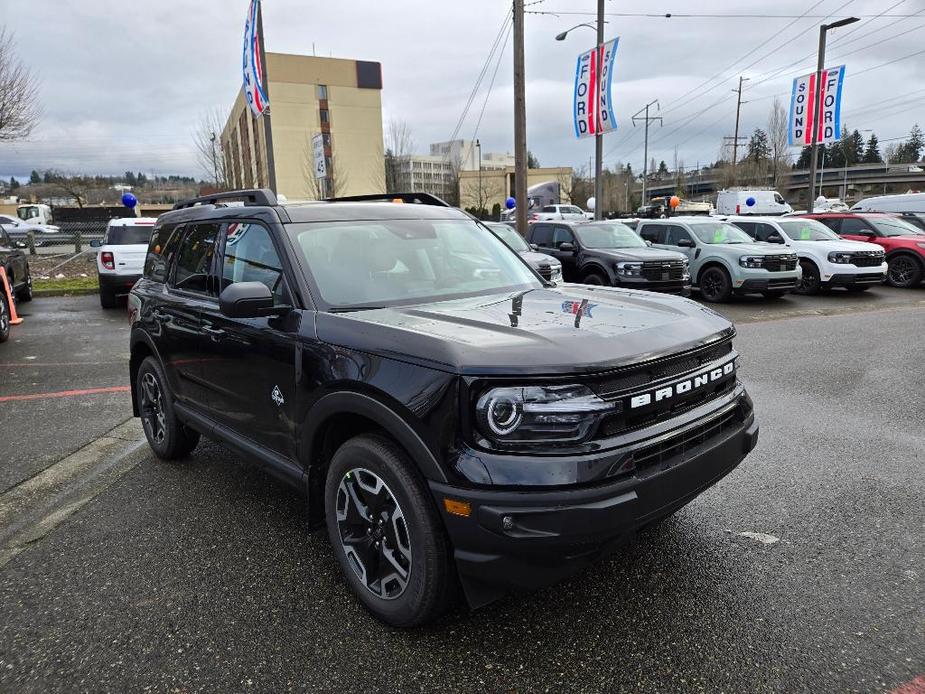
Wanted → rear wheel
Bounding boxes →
[325,434,453,627]
[15,270,32,303]
[795,259,820,295]
[99,287,117,308]
[698,266,732,303]
[0,294,10,343]
[136,356,200,460]
[886,254,923,288]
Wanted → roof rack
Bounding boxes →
[172,188,278,210]
[325,192,451,207]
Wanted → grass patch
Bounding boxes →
[33,275,99,292]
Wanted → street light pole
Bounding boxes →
[476,139,482,214]
[513,0,528,236]
[807,16,860,205]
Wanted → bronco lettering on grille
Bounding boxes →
[629,359,736,409]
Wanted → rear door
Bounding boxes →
[664,225,697,263]
[198,220,301,459]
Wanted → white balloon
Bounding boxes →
[586,196,596,211]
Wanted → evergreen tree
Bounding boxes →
[906,124,923,161]
[526,151,540,169]
[29,170,41,184]
[657,160,669,178]
[124,171,137,186]
[745,128,771,163]
[9,177,19,191]
[849,129,864,165]
[795,146,813,169]
[862,133,882,163]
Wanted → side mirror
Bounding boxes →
[89,239,102,248]
[645,240,653,247]
[558,242,575,252]
[530,243,538,251]
[767,234,784,244]
[219,281,289,318]
[677,238,695,248]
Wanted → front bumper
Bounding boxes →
[431,395,758,608]
[613,276,692,296]
[824,271,885,287]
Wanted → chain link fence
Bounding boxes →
[6,221,107,257]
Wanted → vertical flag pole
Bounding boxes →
[257,1,277,194]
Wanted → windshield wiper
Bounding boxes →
[329,305,389,313]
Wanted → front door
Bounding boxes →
[550,225,579,278]
[198,220,300,459]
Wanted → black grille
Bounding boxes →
[632,405,741,471]
[641,260,686,281]
[763,255,798,272]
[536,264,553,280]
[591,339,733,399]
[850,253,884,267]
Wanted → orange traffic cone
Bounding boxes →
[0,266,23,326]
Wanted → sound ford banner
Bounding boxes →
[573,38,620,139]
[788,65,845,146]
[242,0,270,118]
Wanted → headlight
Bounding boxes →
[616,261,643,277]
[739,255,764,268]
[475,384,616,445]
[828,251,853,264]
[549,265,562,282]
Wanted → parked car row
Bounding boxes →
[0,224,34,343]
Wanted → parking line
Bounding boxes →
[0,386,131,403]
[892,676,925,694]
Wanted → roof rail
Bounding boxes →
[172,188,278,210]
[325,192,451,207]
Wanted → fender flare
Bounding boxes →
[695,259,734,286]
[884,248,925,266]
[128,329,164,416]
[578,261,614,284]
[302,391,448,484]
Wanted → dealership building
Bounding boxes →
[221,52,385,200]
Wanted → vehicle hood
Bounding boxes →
[315,286,733,376]
[519,250,560,267]
[714,242,789,255]
[591,248,686,262]
[790,239,883,253]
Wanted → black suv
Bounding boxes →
[0,223,32,342]
[526,220,691,295]
[129,190,758,627]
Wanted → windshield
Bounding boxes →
[562,206,584,215]
[290,218,541,309]
[869,217,923,237]
[575,223,647,249]
[106,225,154,245]
[778,219,839,241]
[17,206,38,222]
[488,224,530,252]
[689,222,754,244]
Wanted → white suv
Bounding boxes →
[530,204,587,222]
[91,217,157,307]
[727,216,886,294]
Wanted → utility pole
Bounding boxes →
[476,139,482,214]
[731,76,748,177]
[209,131,220,186]
[632,100,662,207]
[593,0,604,220]
[808,16,860,204]
[513,0,528,236]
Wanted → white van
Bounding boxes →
[851,192,925,213]
[715,190,792,216]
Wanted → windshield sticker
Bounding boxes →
[800,227,812,240]
[713,230,725,243]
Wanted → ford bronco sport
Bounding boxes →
[129,190,759,627]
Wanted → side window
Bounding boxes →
[753,223,780,242]
[531,224,554,247]
[170,223,219,294]
[552,226,574,246]
[222,222,287,303]
[639,224,662,244]
[665,226,692,245]
[541,206,556,213]
[144,223,184,282]
[733,221,756,238]
[818,217,842,233]
[839,218,872,235]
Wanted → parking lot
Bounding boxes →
[1,286,923,692]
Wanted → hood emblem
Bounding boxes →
[562,300,597,319]
[271,385,285,407]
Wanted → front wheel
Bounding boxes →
[698,266,732,303]
[325,435,453,627]
[136,356,200,460]
[15,271,32,303]
[582,272,606,286]
[795,260,820,295]
[0,294,10,343]
[886,255,923,288]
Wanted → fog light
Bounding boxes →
[502,515,514,530]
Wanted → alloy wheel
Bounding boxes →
[701,270,724,301]
[139,372,167,445]
[797,263,818,293]
[335,468,412,600]
[888,257,917,287]
[0,298,8,336]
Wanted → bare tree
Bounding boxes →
[384,118,415,193]
[768,97,791,188]
[0,27,41,142]
[461,173,503,215]
[302,135,348,199]
[192,107,229,187]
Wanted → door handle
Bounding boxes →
[203,326,226,340]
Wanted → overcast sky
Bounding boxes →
[1,0,923,183]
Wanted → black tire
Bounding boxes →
[99,288,117,309]
[582,272,606,286]
[886,254,923,288]
[325,434,453,627]
[136,356,200,460]
[794,259,821,295]
[762,290,789,299]
[0,293,10,343]
[15,270,33,303]
[698,266,732,303]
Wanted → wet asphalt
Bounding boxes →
[0,289,923,693]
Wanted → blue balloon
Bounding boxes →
[505,197,516,210]
[121,192,138,209]
[745,196,756,207]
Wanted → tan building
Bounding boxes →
[221,53,385,200]
[458,166,573,211]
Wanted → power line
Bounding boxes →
[527,10,920,19]
[470,20,512,143]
